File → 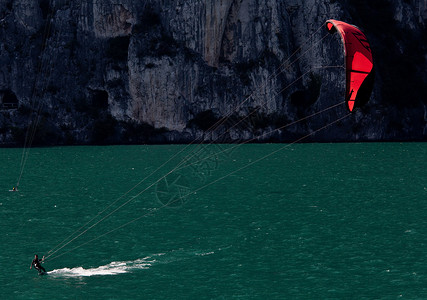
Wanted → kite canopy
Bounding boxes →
[326,19,374,112]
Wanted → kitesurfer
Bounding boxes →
[30,254,46,274]
[12,187,16,191]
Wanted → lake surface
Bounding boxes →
[1,143,426,299]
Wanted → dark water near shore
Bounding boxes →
[1,143,426,299]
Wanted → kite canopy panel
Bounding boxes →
[326,19,374,112]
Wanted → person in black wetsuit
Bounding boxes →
[30,254,46,274]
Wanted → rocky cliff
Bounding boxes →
[0,0,426,145]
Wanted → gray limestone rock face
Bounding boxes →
[0,0,426,145]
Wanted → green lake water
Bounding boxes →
[1,143,426,299]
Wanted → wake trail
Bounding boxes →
[46,256,157,277]
[45,246,230,277]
